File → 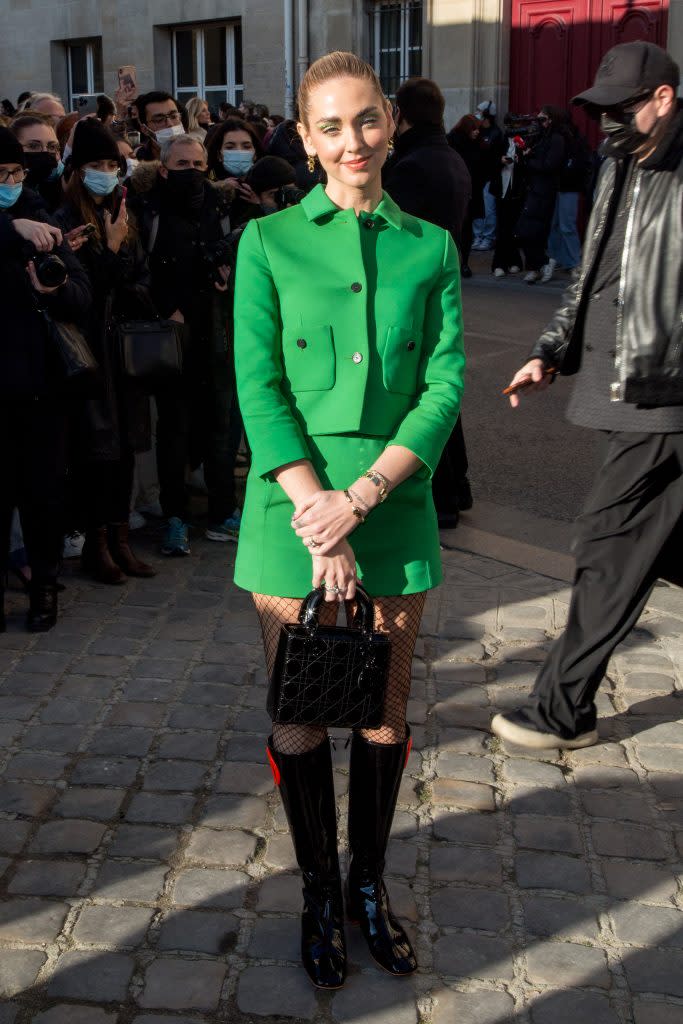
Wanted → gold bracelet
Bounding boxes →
[347,486,370,515]
[343,488,366,524]
[363,469,390,503]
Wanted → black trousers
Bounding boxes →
[1,398,67,582]
[154,356,238,525]
[86,450,135,528]
[492,197,522,272]
[526,431,683,738]
[432,416,469,516]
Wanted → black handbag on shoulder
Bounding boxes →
[114,318,184,382]
[37,304,99,394]
[267,584,391,728]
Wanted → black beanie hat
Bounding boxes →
[71,117,120,168]
[247,156,295,194]
[0,126,25,166]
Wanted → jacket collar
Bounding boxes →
[301,183,404,230]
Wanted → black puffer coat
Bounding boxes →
[529,102,683,408]
[515,128,566,244]
[0,187,91,397]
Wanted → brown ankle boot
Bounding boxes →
[82,527,127,585]
[108,523,156,578]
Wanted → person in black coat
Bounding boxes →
[55,118,157,585]
[0,127,91,631]
[384,77,473,528]
[447,114,486,276]
[515,107,567,281]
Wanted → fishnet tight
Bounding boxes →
[253,591,426,754]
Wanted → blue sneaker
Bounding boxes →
[205,508,241,543]
[161,517,191,556]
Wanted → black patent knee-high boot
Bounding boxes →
[26,579,58,632]
[267,735,347,989]
[347,727,417,976]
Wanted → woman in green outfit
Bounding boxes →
[233,51,465,989]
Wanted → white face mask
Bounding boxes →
[125,157,139,177]
[155,123,184,144]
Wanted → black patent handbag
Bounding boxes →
[267,584,391,728]
[114,318,184,382]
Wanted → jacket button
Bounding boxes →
[406,341,416,351]
[351,282,363,292]
[352,352,363,364]
[296,338,307,349]
[364,219,375,229]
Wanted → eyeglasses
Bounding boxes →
[0,167,26,184]
[148,110,181,127]
[23,141,61,154]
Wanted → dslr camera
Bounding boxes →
[27,250,68,289]
[275,184,306,210]
[198,238,235,286]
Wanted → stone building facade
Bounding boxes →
[0,1,679,131]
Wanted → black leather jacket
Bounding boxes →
[529,102,683,408]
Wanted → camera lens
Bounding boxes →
[33,254,68,289]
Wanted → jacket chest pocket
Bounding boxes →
[281,324,336,392]
[382,326,423,396]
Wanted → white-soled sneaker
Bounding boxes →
[491,710,597,750]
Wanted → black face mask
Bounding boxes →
[600,99,651,154]
[24,151,59,184]
[164,168,206,208]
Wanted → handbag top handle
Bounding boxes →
[298,583,375,636]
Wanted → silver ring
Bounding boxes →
[307,538,321,549]
[324,585,341,594]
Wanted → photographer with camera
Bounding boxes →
[128,133,240,554]
[0,126,91,631]
[515,105,567,283]
[54,117,157,585]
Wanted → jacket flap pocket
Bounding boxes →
[382,325,423,396]
[282,323,335,392]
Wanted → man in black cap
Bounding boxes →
[490,42,683,751]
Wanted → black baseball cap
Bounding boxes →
[573,41,680,110]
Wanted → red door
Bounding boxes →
[510,0,669,136]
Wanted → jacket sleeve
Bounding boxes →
[388,232,465,475]
[526,133,566,175]
[233,218,312,478]
[527,274,581,367]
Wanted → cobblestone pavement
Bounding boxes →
[1,528,682,1024]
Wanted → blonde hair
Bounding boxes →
[297,51,387,127]
[185,96,208,133]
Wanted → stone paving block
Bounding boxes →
[142,760,207,792]
[571,765,641,789]
[580,790,654,824]
[0,696,39,720]
[33,1007,117,1024]
[434,933,514,980]
[566,741,630,768]
[432,808,500,846]
[264,833,297,870]
[157,731,220,761]
[332,972,418,1023]
[624,672,676,693]
[601,860,680,904]
[29,819,106,855]
[72,905,154,947]
[634,1003,683,1024]
[437,751,495,783]
[526,940,610,988]
[16,652,71,675]
[610,903,683,948]
[257,874,301,912]
[73,656,130,678]
[172,867,249,909]
[248,916,299,961]
[130,658,190,680]
[431,846,502,885]
[0,722,22,747]
[625,949,683,997]
[591,822,668,860]
[0,781,57,817]
[108,824,179,860]
[106,702,166,727]
[8,859,86,897]
[126,793,196,825]
[513,816,582,854]
[502,760,566,788]
[1,673,57,697]
[71,756,141,787]
[0,820,31,854]
[57,675,117,700]
[185,827,257,866]
[515,852,591,894]
[157,909,239,954]
[0,898,69,943]
[167,705,230,730]
[119,679,173,702]
[215,760,273,795]
[87,726,155,758]
[386,840,418,877]
[223,734,263,762]
[47,950,135,1001]
[4,752,70,780]
[632,720,683,745]
[89,637,143,657]
[91,860,168,902]
[431,886,509,930]
[138,957,226,1011]
[40,699,103,726]
[0,949,46,997]
[521,894,600,941]
[432,778,496,811]
[436,727,488,754]
[507,787,574,818]
[200,794,268,830]
[431,987,515,1024]
[636,746,683,772]
[237,965,316,1019]
[529,990,620,1024]
[53,786,126,821]
[21,724,89,753]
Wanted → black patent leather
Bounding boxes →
[348,879,417,976]
[302,878,347,988]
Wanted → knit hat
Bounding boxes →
[476,100,497,120]
[70,117,120,168]
[0,126,24,166]
[246,155,295,194]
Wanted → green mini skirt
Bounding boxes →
[233,434,442,598]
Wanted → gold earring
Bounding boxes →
[307,154,316,173]
[387,137,395,153]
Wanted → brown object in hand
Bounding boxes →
[502,367,558,395]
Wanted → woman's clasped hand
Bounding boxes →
[291,489,370,601]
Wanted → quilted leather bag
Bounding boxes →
[267,584,391,728]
